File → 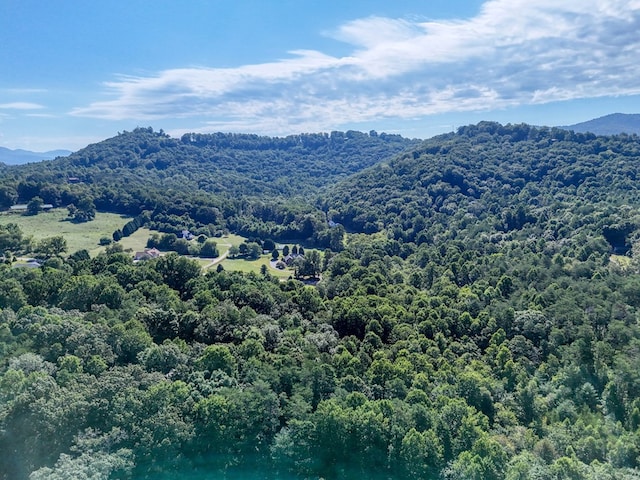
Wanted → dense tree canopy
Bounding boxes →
[3,123,640,478]
[0,128,418,246]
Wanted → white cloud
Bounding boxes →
[72,0,640,134]
[0,102,45,110]
[2,88,48,94]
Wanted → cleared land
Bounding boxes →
[198,234,293,279]
[221,255,293,280]
[0,209,136,255]
[117,228,153,256]
[1,210,307,279]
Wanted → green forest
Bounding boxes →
[2,123,640,479]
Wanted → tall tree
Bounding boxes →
[27,196,44,215]
[37,236,67,257]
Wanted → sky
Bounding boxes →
[1,0,640,152]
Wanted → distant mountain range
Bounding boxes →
[0,147,72,165]
[559,113,640,135]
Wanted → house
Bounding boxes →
[9,203,53,212]
[181,229,194,240]
[283,254,304,267]
[12,259,42,269]
[134,248,161,261]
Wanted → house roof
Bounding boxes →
[134,248,161,261]
[9,204,53,210]
[12,261,41,269]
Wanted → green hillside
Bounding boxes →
[2,123,640,479]
[0,127,418,247]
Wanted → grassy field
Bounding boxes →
[0,209,136,256]
[1,209,308,278]
[218,233,247,247]
[190,234,302,279]
[117,228,153,256]
[221,255,293,280]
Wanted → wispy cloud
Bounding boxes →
[72,0,640,134]
[0,102,45,110]
[2,88,48,95]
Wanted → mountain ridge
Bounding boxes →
[0,146,72,165]
[559,112,640,135]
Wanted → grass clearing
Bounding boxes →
[219,233,247,247]
[221,255,293,280]
[0,209,132,255]
[1,211,309,279]
[195,233,244,259]
[193,234,302,279]
[117,228,153,255]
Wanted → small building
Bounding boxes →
[181,229,194,240]
[283,254,304,266]
[134,248,161,261]
[12,259,42,269]
[9,203,53,212]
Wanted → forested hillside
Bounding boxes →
[326,121,640,250]
[2,123,640,479]
[0,128,418,245]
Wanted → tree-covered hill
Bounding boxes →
[0,127,418,244]
[325,121,640,254]
[51,128,417,197]
[3,127,418,201]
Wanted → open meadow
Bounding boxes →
[221,255,293,280]
[1,209,307,279]
[117,227,153,256]
[0,209,146,256]
[199,233,295,279]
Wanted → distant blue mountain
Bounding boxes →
[560,113,640,135]
[0,147,72,165]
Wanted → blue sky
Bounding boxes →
[2,0,640,151]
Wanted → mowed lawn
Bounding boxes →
[222,255,293,280]
[194,234,290,279]
[117,227,153,256]
[216,236,313,280]
[0,209,140,256]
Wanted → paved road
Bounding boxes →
[201,244,231,270]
